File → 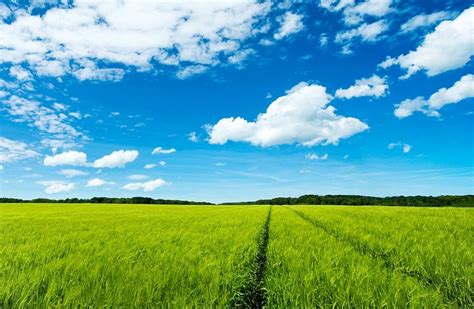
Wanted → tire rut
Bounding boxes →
[284,206,455,305]
[231,206,272,308]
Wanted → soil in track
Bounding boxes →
[231,206,272,308]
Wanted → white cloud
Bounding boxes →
[1,95,84,151]
[400,11,454,33]
[41,139,78,153]
[176,65,208,79]
[394,97,431,118]
[259,38,275,46]
[128,174,148,180]
[93,150,138,168]
[335,75,388,99]
[207,81,368,147]
[0,136,39,163]
[159,161,166,167]
[347,0,392,17]
[69,112,81,119]
[2,95,79,136]
[122,178,167,192]
[381,8,474,78]
[320,33,329,47]
[73,64,125,82]
[86,178,108,187]
[320,0,392,26]
[152,147,176,155]
[394,74,474,118]
[378,56,397,69]
[227,49,255,65]
[274,12,304,40]
[388,142,411,153]
[144,164,157,169]
[9,66,33,81]
[428,74,474,110]
[37,180,75,194]
[188,132,199,143]
[403,144,412,153]
[0,3,10,20]
[58,169,88,178]
[44,151,87,167]
[0,164,3,170]
[0,1,273,81]
[306,153,329,160]
[53,103,66,110]
[335,20,389,44]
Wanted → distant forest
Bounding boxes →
[1,195,473,207]
[224,195,474,207]
[0,197,213,205]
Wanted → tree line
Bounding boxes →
[0,195,472,207]
[0,197,213,205]
[222,194,474,207]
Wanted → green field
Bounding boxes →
[1,204,473,307]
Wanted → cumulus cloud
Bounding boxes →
[335,75,388,99]
[93,150,138,168]
[144,164,157,169]
[122,178,167,192]
[207,81,368,147]
[388,142,411,153]
[57,169,88,178]
[0,136,39,163]
[428,74,474,110]
[306,153,329,160]
[400,11,454,33]
[274,12,304,40]
[43,151,87,166]
[37,180,75,194]
[85,178,109,187]
[43,149,139,168]
[152,147,176,155]
[0,1,272,80]
[394,74,474,118]
[380,8,474,78]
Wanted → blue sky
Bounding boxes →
[0,0,473,203]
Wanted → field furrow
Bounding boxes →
[230,206,272,308]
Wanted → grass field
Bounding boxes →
[1,203,472,307]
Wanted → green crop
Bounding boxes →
[0,204,268,307]
[0,203,472,307]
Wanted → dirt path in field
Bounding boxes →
[231,206,272,308]
[284,206,457,305]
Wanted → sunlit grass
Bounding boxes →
[0,204,268,307]
[0,203,472,307]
